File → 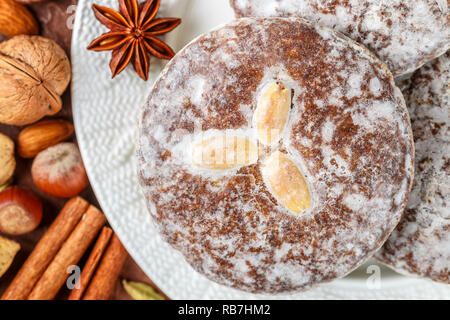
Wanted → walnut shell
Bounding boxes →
[0,35,71,126]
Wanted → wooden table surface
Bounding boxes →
[0,0,167,300]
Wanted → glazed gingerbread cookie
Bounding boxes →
[138,18,414,293]
[376,52,449,284]
[230,0,450,77]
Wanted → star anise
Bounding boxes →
[87,0,181,81]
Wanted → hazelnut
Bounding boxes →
[32,143,88,198]
[0,186,43,235]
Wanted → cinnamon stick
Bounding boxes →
[68,226,113,300]
[27,205,106,300]
[82,234,128,300]
[1,197,89,300]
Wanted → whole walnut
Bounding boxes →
[0,35,71,126]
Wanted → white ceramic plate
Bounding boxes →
[71,0,450,299]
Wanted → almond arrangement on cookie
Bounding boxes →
[1,0,448,301]
[138,17,415,293]
[218,0,449,292]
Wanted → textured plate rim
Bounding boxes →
[71,0,450,300]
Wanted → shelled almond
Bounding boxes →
[192,135,259,170]
[187,79,312,214]
[0,0,39,38]
[18,119,74,158]
[255,82,291,145]
[261,151,311,214]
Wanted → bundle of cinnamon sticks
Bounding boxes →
[1,197,128,300]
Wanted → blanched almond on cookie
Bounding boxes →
[192,136,258,170]
[255,82,291,145]
[261,151,311,213]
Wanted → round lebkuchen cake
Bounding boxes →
[230,0,450,77]
[376,52,450,284]
[137,18,415,293]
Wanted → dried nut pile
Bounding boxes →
[0,2,90,284]
[191,82,311,214]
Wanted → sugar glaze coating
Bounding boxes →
[230,0,450,77]
[376,52,449,284]
[138,18,414,293]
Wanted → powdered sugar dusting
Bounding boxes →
[369,77,382,96]
[137,18,414,293]
[376,52,449,283]
[230,0,450,76]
